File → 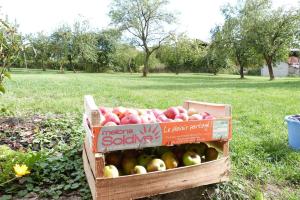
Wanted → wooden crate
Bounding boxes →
[84,95,232,153]
[82,96,231,200]
[83,137,230,200]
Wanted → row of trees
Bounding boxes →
[1,0,300,81]
[209,0,300,80]
[18,21,142,73]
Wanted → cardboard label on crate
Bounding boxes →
[213,120,229,139]
[91,118,232,152]
[97,123,163,152]
[161,120,213,145]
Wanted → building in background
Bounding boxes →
[261,49,300,77]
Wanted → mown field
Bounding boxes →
[1,71,300,199]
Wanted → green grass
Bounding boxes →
[1,71,300,199]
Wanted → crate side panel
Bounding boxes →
[183,101,231,117]
[96,157,230,200]
[85,137,96,176]
[83,146,97,200]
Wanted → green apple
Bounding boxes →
[205,147,218,162]
[137,154,154,167]
[103,165,119,178]
[147,158,166,172]
[131,165,147,175]
[186,143,208,156]
[182,151,201,166]
[122,156,137,175]
[161,151,178,169]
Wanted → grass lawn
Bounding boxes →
[1,71,300,199]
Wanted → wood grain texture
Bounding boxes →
[83,145,97,200]
[84,95,100,126]
[183,100,231,118]
[84,137,105,178]
[95,157,230,200]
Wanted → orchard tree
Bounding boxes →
[50,25,72,73]
[29,32,50,71]
[72,18,98,70]
[0,18,22,93]
[218,3,263,79]
[206,26,230,75]
[96,29,121,72]
[158,34,207,74]
[109,0,176,77]
[114,44,139,72]
[244,0,300,80]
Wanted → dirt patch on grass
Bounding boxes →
[0,115,43,150]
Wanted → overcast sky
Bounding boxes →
[0,0,298,41]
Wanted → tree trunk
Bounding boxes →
[23,52,28,70]
[68,55,76,73]
[240,65,244,79]
[59,63,64,73]
[143,53,150,77]
[42,60,46,71]
[266,58,275,80]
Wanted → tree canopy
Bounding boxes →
[109,0,176,77]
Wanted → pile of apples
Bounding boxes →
[103,143,219,178]
[99,106,215,126]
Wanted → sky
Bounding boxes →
[0,0,298,42]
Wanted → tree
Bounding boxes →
[244,0,300,80]
[0,18,22,94]
[218,3,263,79]
[114,44,139,72]
[158,34,207,74]
[29,32,50,71]
[95,29,121,72]
[71,18,98,71]
[109,0,176,77]
[50,25,72,73]
[206,27,230,75]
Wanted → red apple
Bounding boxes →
[152,109,163,118]
[99,107,112,115]
[164,107,180,119]
[102,112,121,125]
[157,114,169,122]
[189,114,204,121]
[175,113,189,121]
[121,114,142,125]
[177,106,187,114]
[140,114,157,124]
[202,112,215,120]
[112,107,127,119]
[103,121,117,126]
[124,109,139,116]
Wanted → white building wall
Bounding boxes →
[261,62,289,77]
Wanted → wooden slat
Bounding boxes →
[95,153,105,178]
[84,137,96,177]
[95,157,230,200]
[222,141,230,157]
[83,145,97,200]
[183,100,231,117]
[84,137,105,178]
[84,95,101,126]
